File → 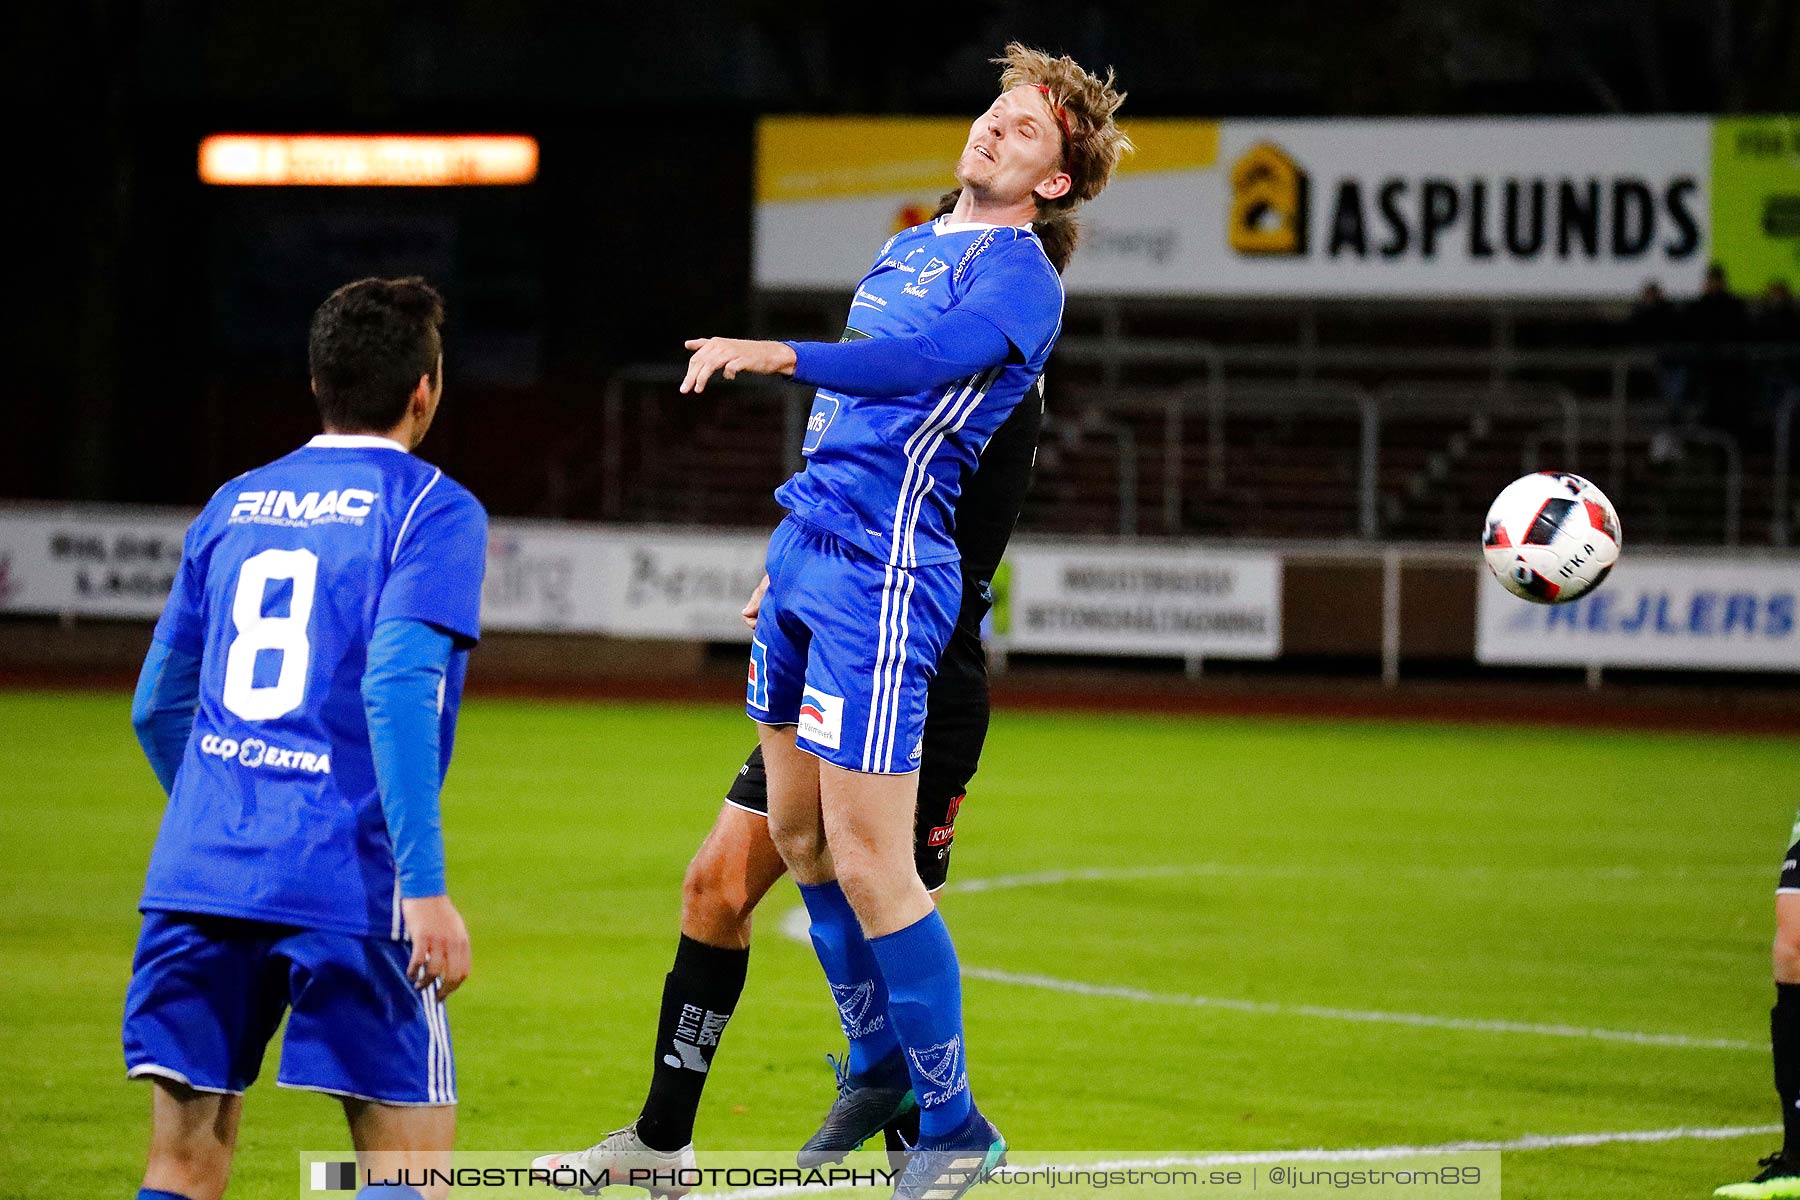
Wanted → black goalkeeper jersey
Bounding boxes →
[950,374,1044,638]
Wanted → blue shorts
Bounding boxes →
[748,516,959,774]
[122,910,455,1105]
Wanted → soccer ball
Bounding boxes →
[1481,472,1622,604]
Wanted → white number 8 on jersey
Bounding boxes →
[222,548,319,721]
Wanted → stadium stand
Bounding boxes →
[574,295,1795,548]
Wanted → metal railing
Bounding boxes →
[1674,428,1745,547]
[581,348,1790,546]
[1776,394,1798,548]
[1086,415,1139,538]
[593,366,805,522]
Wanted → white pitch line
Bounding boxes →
[776,865,1760,1052]
[943,861,1768,894]
[961,967,1762,1051]
[688,1123,1781,1199]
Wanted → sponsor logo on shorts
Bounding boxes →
[797,687,844,750]
[928,793,965,849]
[200,733,331,774]
[747,639,770,711]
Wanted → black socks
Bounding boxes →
[635,935,750,1153]
[1775,983,1800,1158]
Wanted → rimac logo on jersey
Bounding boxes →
[797,686,844,750]
[230,489,378,528]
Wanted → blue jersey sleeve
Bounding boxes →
[363,618,455,898]
[376,479,488,646]
[785,309,1013,398]
[151,516,211,656]
[950,236,1064,364]
[131,639,202,794]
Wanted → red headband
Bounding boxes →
[1032,83,1072,144]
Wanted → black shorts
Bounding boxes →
[727,623,989,891]
[1781,841,1800,892]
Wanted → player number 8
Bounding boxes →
[222,548,319,721]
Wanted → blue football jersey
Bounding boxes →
[775,217,1063,568]
[141,435,488,938]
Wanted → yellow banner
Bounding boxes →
[756,118,1219,203]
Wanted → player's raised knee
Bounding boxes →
[681,849,757,935]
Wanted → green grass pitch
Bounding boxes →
[2,687,1797,1198]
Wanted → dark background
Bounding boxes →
[10,1,1798,514]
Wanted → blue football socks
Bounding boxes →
[868,909,975,1139]
[798,880,906,1081]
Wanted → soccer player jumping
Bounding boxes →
[677,45,1128,1199]
[124,279,487,1200]
[533,195,1062,1189]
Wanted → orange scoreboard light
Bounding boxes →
[198,135,539,187]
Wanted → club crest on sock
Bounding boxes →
[831,980,886,1038]
[908,1035,963,1090]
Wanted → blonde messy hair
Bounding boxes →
[995,41,1132,212]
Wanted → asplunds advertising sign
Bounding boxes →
[1476,555,1800,671]
[1197,118,1708,298]
[755,115,1798,299]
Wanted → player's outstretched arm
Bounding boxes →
[680,338,797,394]
[363,617,472,996]
[682,306,1015,401]
[130,639,202,795]
[784,308,1014,398]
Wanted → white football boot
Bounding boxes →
[532,1122,698,1197]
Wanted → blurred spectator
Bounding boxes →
[1624,279,1695,462]
[1624,281,1688,459]
[1754,280,1799,337]
[1624,280,1676,344]
[1689,262,1750,344]
[1755,279,1800,427]
[1635,265,1758,461]
[1682,263,1751,446]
